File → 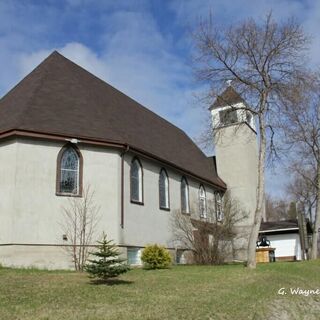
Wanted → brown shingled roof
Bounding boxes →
[0,51,226,189]
[211,86,244,109]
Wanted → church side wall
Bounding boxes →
[0,138,120,269]
[0,138,221,269]
[120,152,218,249]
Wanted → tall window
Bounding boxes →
[181,177,190,214]
[57,145,81,195]
[216,192,223,221]
[130,158,143,203]
[199,185,207,218]
[159,168,169,210]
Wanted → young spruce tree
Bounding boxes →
[85,234,130,281]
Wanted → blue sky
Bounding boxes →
[0,0,319,197]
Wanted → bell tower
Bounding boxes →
[211,86,258,261]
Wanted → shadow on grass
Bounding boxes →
[142,267,171,271]
[89,279,133,286]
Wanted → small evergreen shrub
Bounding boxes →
[141,244,172,269]
[85,234,130,281]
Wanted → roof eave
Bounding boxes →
[259,227,299,233]
[0,129,227,191]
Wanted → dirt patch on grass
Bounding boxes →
[266,297,320,320]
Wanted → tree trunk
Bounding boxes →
[246,112,267,268]
[311,162,320,259]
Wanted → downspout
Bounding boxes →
[121,144,130,228]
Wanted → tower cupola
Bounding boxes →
[210,86,256,132]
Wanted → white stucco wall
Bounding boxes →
[0,138,120,268]
[267,233,302,260]
[120,152,218,249]
[13,138,120,243]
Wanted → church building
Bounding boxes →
[0,52,257,269]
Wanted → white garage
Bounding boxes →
[259,220,312,262]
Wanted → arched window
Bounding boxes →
[199,185,207,218]
[159,169,169,210]
[216,192,223,221]
[181,177,190,214]
[57,145,82,196]
[130,158,143,203]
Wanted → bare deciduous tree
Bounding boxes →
[265,194,296,222]
[193,12,309,268]
[61,185,100,271]
[280,75,320,258]
[171,191,247,265]
[287,171,317,225]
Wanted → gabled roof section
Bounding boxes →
[210,86,245,109]
[0,51,226,189]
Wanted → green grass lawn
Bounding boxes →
[0,261,320,320]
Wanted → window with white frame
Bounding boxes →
[159,168,170,209]
[58,146,80,195]
[216,192,223,221]
[199,185,207,218]
[130,158,143,203]
[181,177,190,214]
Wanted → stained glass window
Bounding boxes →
[60,147,79,194]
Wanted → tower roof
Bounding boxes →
[211,86,245,109]
[0,51,226,189]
